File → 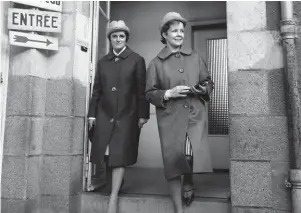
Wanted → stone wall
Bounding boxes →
[227,2,291,212]
[1,2,89,212]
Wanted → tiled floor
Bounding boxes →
[91,167,230,199]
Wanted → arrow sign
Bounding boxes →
[9,31,58,51]
[13,35,53,46]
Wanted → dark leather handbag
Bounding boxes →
[88,125,95,142]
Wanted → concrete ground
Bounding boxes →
[91,167,230,199]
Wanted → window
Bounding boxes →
[207,39,229,135]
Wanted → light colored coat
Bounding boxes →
[145,46,213,179]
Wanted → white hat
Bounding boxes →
[159,12,187,33]
[107,20,130,38]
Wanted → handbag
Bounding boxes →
[88,124,95,142]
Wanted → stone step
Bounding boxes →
[81,192,230,213]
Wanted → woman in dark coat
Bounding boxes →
[145,12,214,213]
[88,20,149,213]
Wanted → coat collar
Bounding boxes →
[107,46,133,60]
[157,46,192,60]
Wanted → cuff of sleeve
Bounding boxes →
[88,117,96,120]
[164,90,171,100]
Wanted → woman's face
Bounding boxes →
[163,21,185,48]
[110,31,127,51]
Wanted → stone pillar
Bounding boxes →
[227,2,291,212]
[1,2,89,213]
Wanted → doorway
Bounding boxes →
[191,22,229,170]
[84,1,229,200]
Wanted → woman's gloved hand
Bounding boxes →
[165,85,190,99]
[190,83,208,95]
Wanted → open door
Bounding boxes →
[191,21,229,170]
[83,1,111,192]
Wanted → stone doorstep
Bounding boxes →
[81,192,230,213]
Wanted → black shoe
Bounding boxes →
[182,188,195,206]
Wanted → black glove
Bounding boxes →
[190,83,207,95]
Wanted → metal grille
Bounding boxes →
[207,39,229,135]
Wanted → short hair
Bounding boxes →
[108,31,129,42]
[160,20,186,44]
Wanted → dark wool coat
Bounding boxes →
[145,47,213,179]
[88,47,150,167]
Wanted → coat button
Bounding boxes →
[183,104,189,109]
[114,57,119,62]
[110,118,114,123]
[175,53,180,58]
[111,87,116,91]
[179,68,184,73]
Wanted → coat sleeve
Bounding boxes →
[135,56,150,119]
[145,60,168,108]
[88,60,102,118]
[198,56,214,102]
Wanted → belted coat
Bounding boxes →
[145,47,213,179]
[88,47,150,167]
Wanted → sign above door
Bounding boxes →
[12,1,62,12]
[8,8,61,33]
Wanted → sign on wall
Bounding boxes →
[9,31,58,51]
[8,8,61,33]
[12,1,62,12]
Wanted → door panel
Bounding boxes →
[193,24,229,170]
[84,1,109,191]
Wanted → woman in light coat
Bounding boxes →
[145,12,214,213]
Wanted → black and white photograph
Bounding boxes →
[0,1,300,213]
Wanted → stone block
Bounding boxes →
[231,161,272,207]
[230,116,289,161]
[69,194,81,213]
[40,156,70,196]
[4,117,28,155]
[10,49,48,78]
[271,162,291,210]
[28,117,45,156]
[70,156,83,195]
[25,196,40,213]
[229,71,269,115]
[72,117,85,154]
[27,156,42,199]
[267,69,286,116]
[228,31,283,71]
[7,75,46,116]
[43,117,85,155]
[43,118,71,153]
[1,198,26,213]
[47,47,74,79]
[4,116,44,156]
[227,2,267,32]
[266,1,281,31]
[73,78,88,117]
[232,207,290,213]
[40,195,70,213]
[1,156,27,199]
[43,117,73,154]
[55,13,75,46]
[45,79,73,116]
